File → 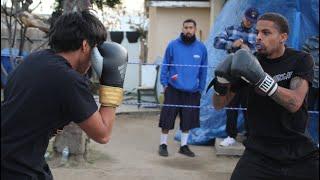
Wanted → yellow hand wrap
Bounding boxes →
[99,85,123,107]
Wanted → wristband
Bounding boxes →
[99,85,123,107]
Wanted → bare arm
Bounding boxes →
[213,89,236,110]
[78,106,116,144]
[270,76,309,113]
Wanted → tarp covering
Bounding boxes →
[175,0,319,144]
[1,48,29,87]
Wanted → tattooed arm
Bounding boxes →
[270,76,309,113]
[213,89,236,110]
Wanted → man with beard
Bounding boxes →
[158,19,207,157]
[211,12,319,179]
[213,7,259,147]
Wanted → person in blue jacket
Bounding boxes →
[158,19,208,157]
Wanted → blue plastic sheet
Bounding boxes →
[1,48,29,87]
[175,0,319,145]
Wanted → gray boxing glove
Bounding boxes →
[91,41,128,107]
[231,49,278,96]
[207,54,238,95]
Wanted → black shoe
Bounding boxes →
[179,145,195,157]
[159,144,168,157]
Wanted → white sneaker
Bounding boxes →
[219,136,236,147]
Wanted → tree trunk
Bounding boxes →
[53,122,88,155]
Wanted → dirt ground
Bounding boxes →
[49,113,240,180]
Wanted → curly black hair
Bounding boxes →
[48,10,107,52]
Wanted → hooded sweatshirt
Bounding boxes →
[160,35,208,92]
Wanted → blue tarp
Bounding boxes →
[175,0,319,145]
[1,48,29,87]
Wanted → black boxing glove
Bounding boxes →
[231,49,278,96]
[207,54,237,95]
[91,42,128,107]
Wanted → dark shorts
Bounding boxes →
[158,85,201,131]
[231,149,319,180]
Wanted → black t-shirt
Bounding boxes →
[236,48,318,162]
[1,49,98,179]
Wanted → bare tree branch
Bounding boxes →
[11,19,18,48]
[19,26,28,55]
[29,1,42,12]
[8,1,14,46]
[2,5,12,37]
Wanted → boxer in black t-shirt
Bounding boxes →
[1,11,127,180]
[210,12,318,180]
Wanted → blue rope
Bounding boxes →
[122,101,320,114]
